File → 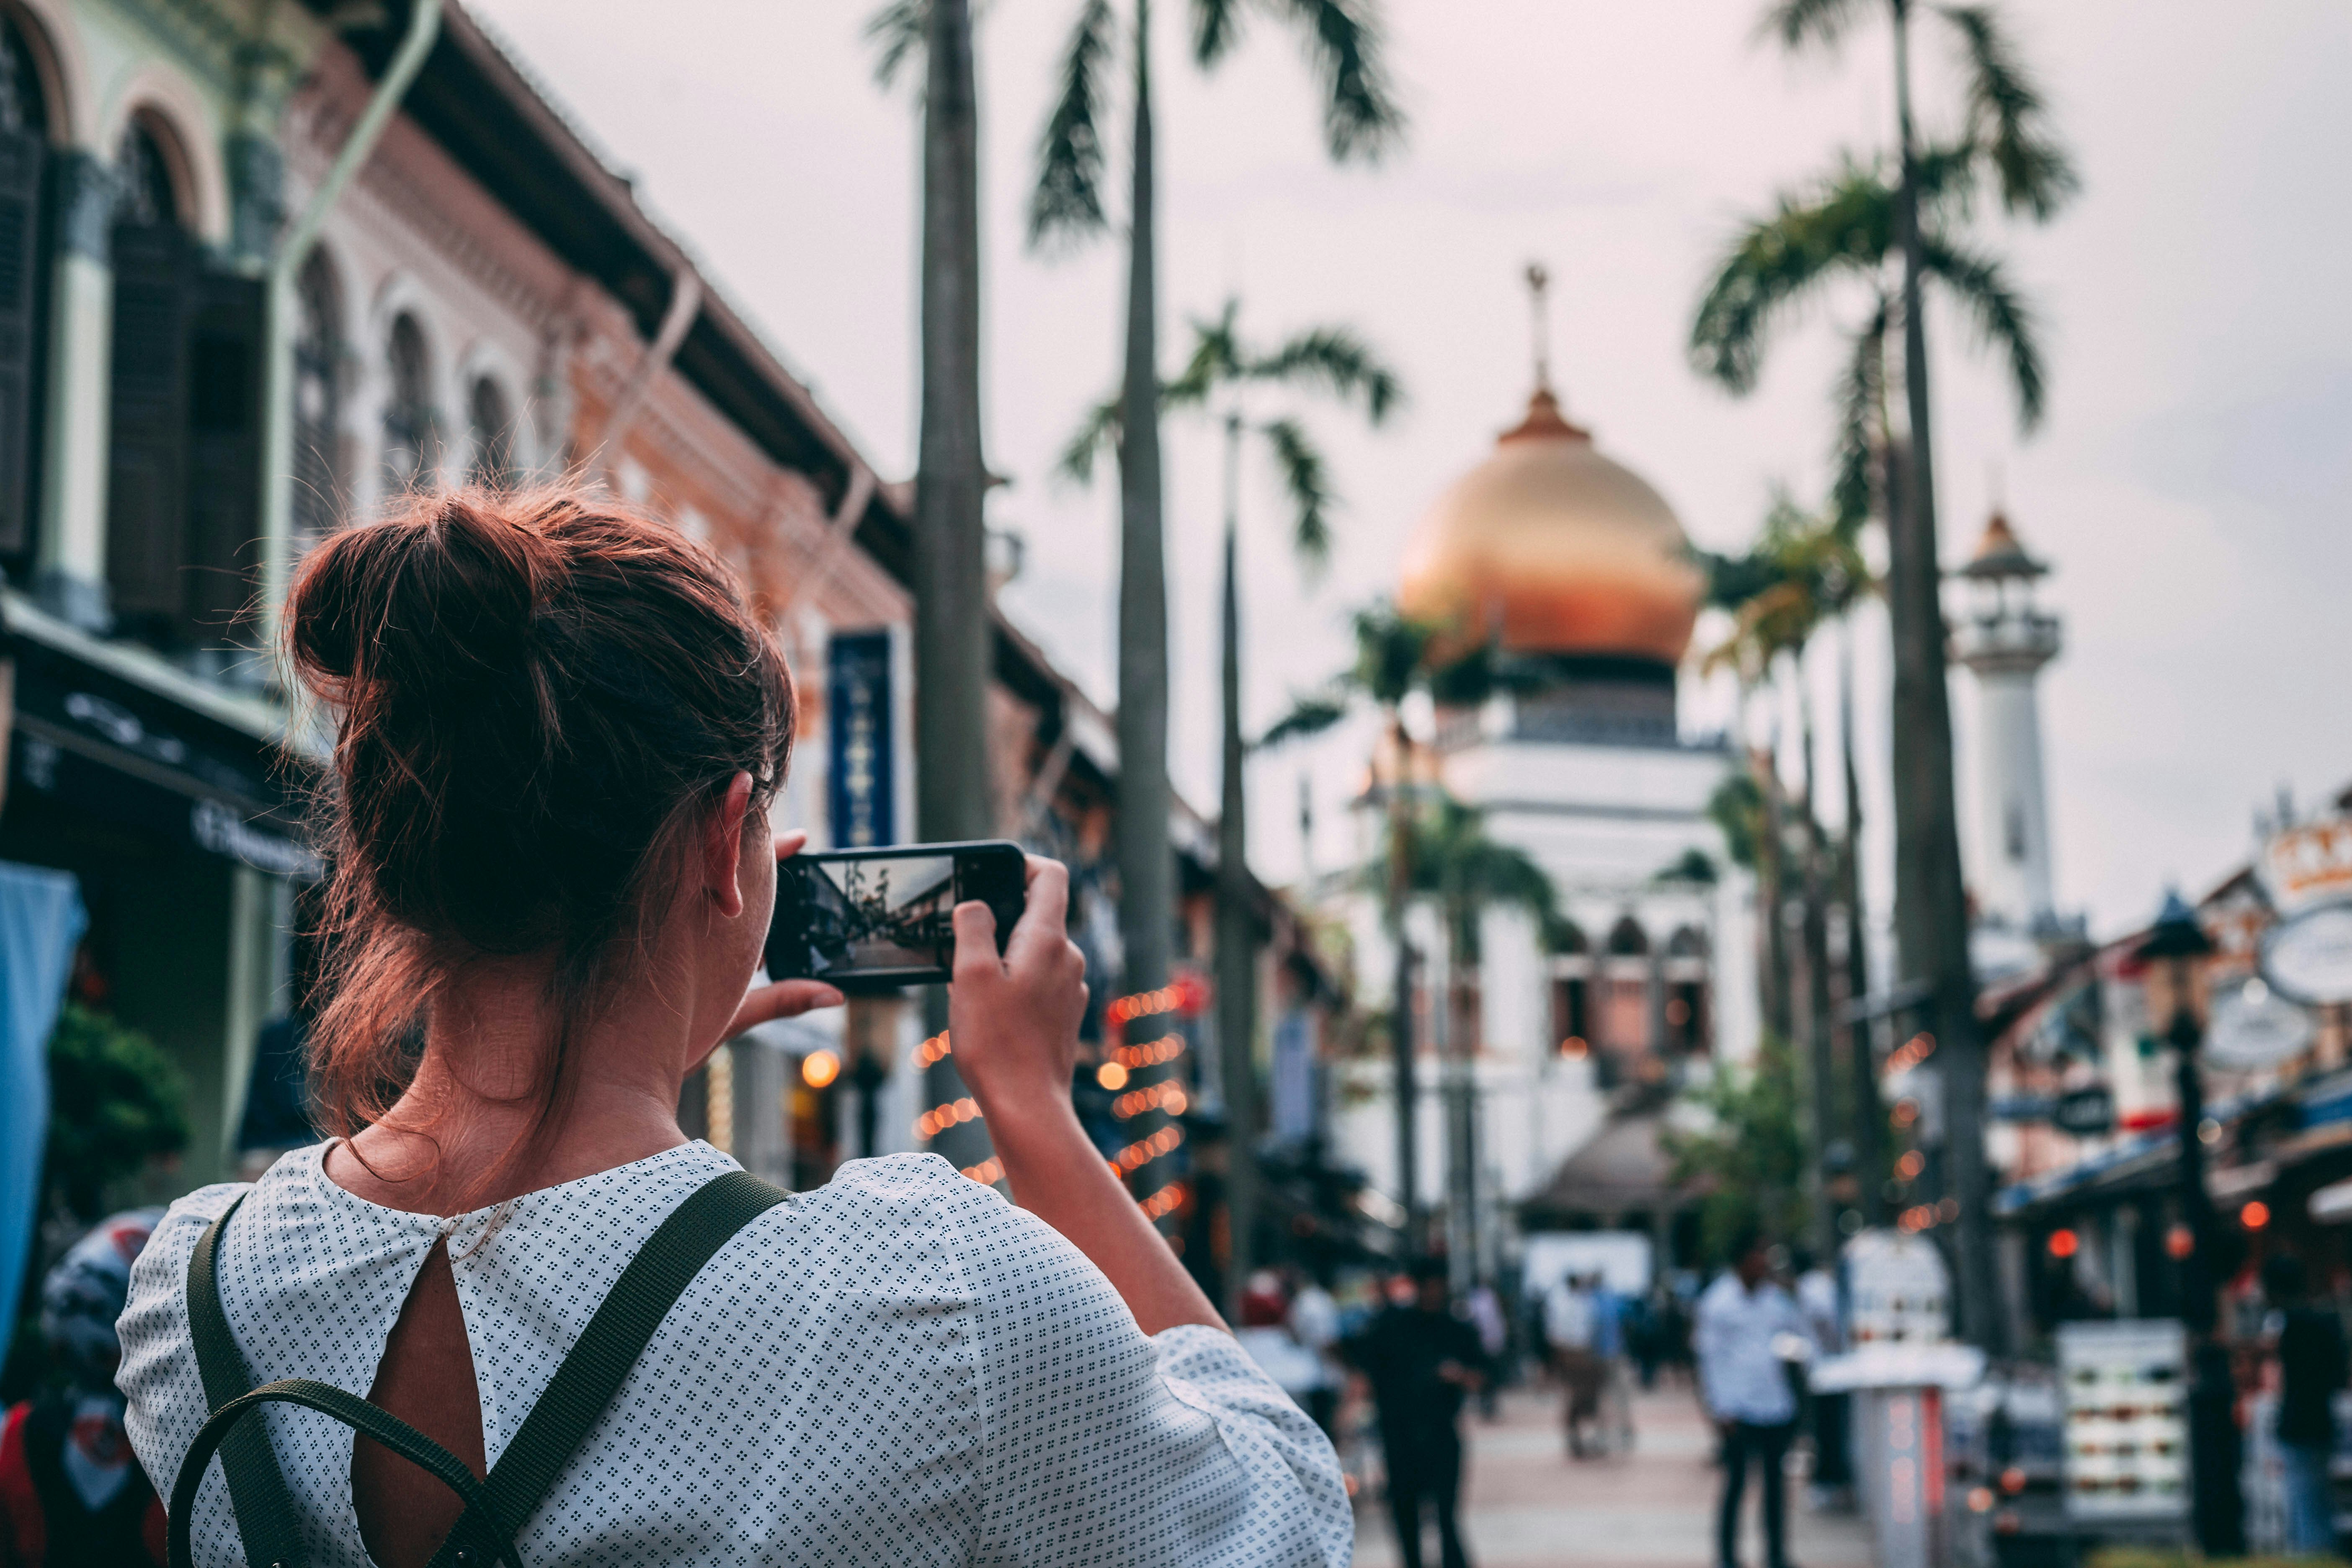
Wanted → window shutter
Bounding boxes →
[0,124,43,556]
[105,220,191,623]
[185,271,264,641]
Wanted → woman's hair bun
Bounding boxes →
[284,485,795,1143]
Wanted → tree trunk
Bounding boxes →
[1889,0,1995,1349]
[1754,744,1795,1045]
[1116,6,1179,1210]
[1443,902,1477,1291]
[1386,714,1420,1247]
[1214,426,1261,1313]
[1839,615,1886,1226]
[1797,678,1839,1254]
[915,0,995,1173]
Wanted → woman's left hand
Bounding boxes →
[725,831,844,1036]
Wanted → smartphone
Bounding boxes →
[763,840,1028,992]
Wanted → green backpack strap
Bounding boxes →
[186,1195,311,1568]
[429,1171,788,1568]
[179,1169,789,1568]
[170,1380,521,1568]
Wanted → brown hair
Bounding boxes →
[286,487,793,1148]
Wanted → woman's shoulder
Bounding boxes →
[798,1150,1015,1238]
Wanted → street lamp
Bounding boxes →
[2134,889,2242,1556]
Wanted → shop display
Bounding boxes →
[1844,1229,1952,1346]
[2056,1319,2188,1521]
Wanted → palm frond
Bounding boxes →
[1028,0,1116,248]
[1756,0,1872,53]
[1164,300,1243,410]
[1056,394,1124,485]
[1350,601,1431,707]
[1191,0,1246,66]
[1921,237,2046,430]
[1248,326,1402,423]
[1689,156,1893,394]
[1256,691,1350,749]
[1260,415,1334,569]
[865,0,928,87]
[1939,4,2080,221]
[1829,293,1890,531]
[1267,0,1406,162]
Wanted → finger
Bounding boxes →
[1010,856,1069,955]
[951,899,1001,979]
[727,977,843,1037]
[773,829,809,862]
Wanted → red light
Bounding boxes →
[2165,1222,2195,1260]
[2241,1200,2270,1230]
[2047,1228,2079,1259]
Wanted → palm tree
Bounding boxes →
[1261,602,1478,1249]
[872,0,997,1176]
[1396,796,1557,1287]
[1029,0,1403,1034]
[1692,0,2075,1349]
[1062,301,1398,1294]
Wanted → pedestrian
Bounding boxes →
[1590,1271,1635,1455]
[0,1210,168,1565]
[1792,1247,1854,1510]
[1344,1257,1485,1568]
[1464,1282,1508,1420]
[1697,1229,1808,1568]
[2262,1253,2347,1557]
[1287,1271,1346,1440]
[114,489,1349,1568]
[1544,1271,1604,1457]
[1236,1271,1339,1436]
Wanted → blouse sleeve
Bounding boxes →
[929,1170,1350,1568]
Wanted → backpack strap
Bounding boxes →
[428,1171,788,1568]
[180,1169,788,1568]
[169,1380,521,1568]
[186,1195,310,1568]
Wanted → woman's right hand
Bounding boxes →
[948,856,1090,1127]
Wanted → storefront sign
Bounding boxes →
[2052,1084,2116,1138]
[2056,1319,2188,1522]
[826,631,894,848]
[2261,903,2352,1006]
[2205,976,2318,1069]
[2260,815,2352,916]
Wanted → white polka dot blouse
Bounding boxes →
[119,1142,1353,1567]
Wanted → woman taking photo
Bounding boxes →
[116,489,1348,1567]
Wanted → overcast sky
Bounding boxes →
[473,0,2352,940]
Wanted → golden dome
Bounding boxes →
[1398,386,1704,665]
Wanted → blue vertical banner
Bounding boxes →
[0,861,88,1355]
[827,630,895,848]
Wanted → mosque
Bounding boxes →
[1318,277,1760,1278]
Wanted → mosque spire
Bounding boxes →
[1524,260,1553,394]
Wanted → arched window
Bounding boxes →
[292,249,342,542]
[1666,926,1708,959]
[467,375,513,487]
[382,313,435,490]
[1606,916,1650,956]
[106,116,196,629]
[0,10,52,556]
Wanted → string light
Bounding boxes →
[1138,1181,1187,1220]
[913,1096,983,1140]
[1110,1125,1185,1173]
[915,1032,952,1068]
[1109,1034,1186,1070]
[1885,1032,1938,1077]
[1095,1060,1130,1091]
[2241,1200,2270,1230]
[801,1050,840,1088]
[1106,987,1184,1026]
[1112,1081,1189,1120]
[960,1157,1004,1185]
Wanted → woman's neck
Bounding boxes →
[326,954,705,1215]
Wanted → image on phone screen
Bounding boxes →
[765,841,1026,990]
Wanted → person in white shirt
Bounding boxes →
[1695,1231,1807,1568]
[1791,1248,1852,1506]
[1542,1274,1603,1457]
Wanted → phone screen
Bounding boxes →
[763,840,1026,991]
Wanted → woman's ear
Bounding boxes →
[704,772,756,919]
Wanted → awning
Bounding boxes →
[8,630,319,878]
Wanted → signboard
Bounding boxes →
[2206,976,2318,1070]
[2056,1318,2188,1522]
[826,631,894,848]
[1844,1228,1950,1348]
[2261,903,2352,1007]
[2053,1084,2117,1138]
[2260,815,2352,916]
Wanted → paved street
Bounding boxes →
[1351,1382,1876,1568]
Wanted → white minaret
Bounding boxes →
[1953,512,2062,934]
